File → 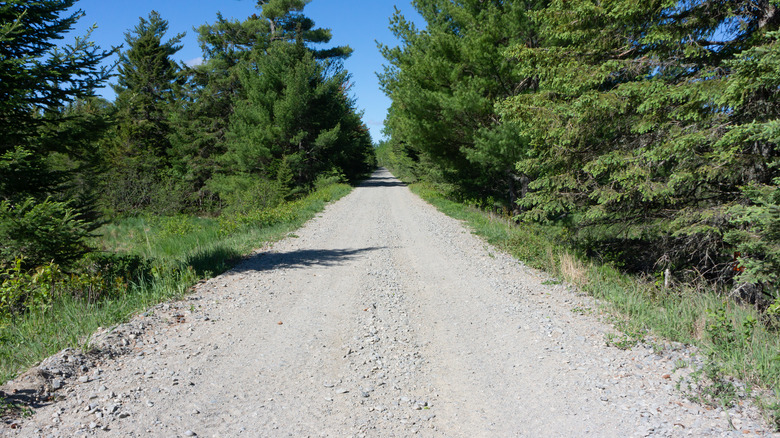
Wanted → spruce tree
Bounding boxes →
[103,11,185,214]
[497,1,780,284]
[0,0,116,268]
[379,0,544,207]
[0,0,115,201]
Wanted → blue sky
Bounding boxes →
[65,0,424,142]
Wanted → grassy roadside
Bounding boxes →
[0,182,352,384]
[409,182,780,428]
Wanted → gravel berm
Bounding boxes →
[4,168,777,437]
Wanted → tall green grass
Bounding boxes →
[0,183,352,383]
[410,182,780,427]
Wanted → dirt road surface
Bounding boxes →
[5,169,777,437]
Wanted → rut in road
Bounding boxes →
[8,168,777,437]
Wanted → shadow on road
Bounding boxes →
[358,176,407,188]
[233,247,384,272]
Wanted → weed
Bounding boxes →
[541,279,562,285]
[570,306,592,315]
[0,398,32,419]
[684,360,741,409]
[559,252,588,286]
[673,359,689,372]
[605,330,645,350]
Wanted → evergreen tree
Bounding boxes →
[102,11,185,214]
[114,10,184,158]
[167,13,271,212]
[497,1,780,282]
[207,0,371,212]
[0,0,116,268]
[379,0,544,207]
[0,0,115,201]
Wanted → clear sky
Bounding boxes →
[64,0,425,142]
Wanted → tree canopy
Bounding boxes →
[382,0,779,298]
[1,0,374,267]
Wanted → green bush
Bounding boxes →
[0,253,149,320]
[726,180,780,306]
[0,198,92,270]
[313,168,347,190]
[207,174,284,215]
[80,252,153,285]
[0,258,62,319]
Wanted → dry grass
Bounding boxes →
[558,252,589,286]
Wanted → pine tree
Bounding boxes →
[379,0,544,207]
[102,11,185,214]
[497,1,780,282]
[0,0,116,268]
[207,0,371,212]
[169,10,289,213]
[0,0,115,201]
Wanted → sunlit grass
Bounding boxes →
[0,183,352,383]
[410,181,780,427]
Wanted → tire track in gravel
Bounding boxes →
[6,168,778,437]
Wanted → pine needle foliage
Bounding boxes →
[378,0,545,207]
[383,0,779,298]
[492,1,780,290]
[0,0,115,266]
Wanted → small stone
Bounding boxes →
[118,412,130,418]
[335,388,348,394]
[52,379,63,390]
[89,422,97,429]
[78,376,90,383]
[184,430,197,436]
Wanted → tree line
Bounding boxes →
[378,0,779,305]
[1,0,375,275]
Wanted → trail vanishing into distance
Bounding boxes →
[6,169,777,437]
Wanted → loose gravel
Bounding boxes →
[2,168,777,437]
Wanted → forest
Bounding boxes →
[0,0,374,327]
[377,0,779,311]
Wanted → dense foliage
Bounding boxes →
[0,0,116,271]
[378,0,544,209]
[382,0,779,302]
[0,0,374,317]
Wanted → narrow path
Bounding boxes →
[8,169,776,437]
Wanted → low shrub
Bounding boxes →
[0,198,92,270]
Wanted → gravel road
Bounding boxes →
[4,168,778,437]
